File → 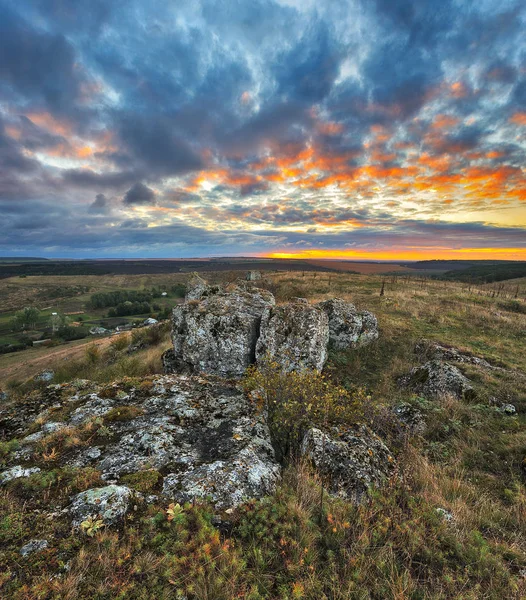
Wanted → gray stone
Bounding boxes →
[435,507,454,522]
[97,418,184,477]
[163,444,280,510]
[69,395,114,425]
[68,447,102,468]
[256,300,329,372]
[416,340,497,370]
[172,285,275,376]
[246,270,262,281]
[500,403,517,415]
[161,348,178,374]
[300,426,394,502]
[399,360,476,401]
[317,298,379,350]
[35,370,54,382]
[185,273,210,301]
[42,421,66,434]
[0,465,41,484]
[392,403,426,435]
[69,485,133,526]
[53,375,282,509]
[20,539,49,556]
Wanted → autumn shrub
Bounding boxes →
[245,359,366,461]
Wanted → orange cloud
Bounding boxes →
[510,112,526,126]
[431,114,459,129]
[26,112,74,137]
[450,81,468,98]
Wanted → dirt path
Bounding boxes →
[0,335,117,385]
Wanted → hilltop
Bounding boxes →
[0,270,525,599]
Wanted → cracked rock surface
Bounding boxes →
[300,426,395,502]
[256,300,329,372]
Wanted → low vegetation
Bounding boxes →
[0,270,525,598]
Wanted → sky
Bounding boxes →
[0,0,525,260]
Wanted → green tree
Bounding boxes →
[11,306,40,331]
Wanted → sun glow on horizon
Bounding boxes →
[266,247,526,261]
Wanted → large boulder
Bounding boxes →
[399,360,476,400]
[317,298,378,350]
[172,285,275,377]
[255,299,329,372]
[300,426,394,502]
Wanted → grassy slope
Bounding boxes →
[0,273,188,349]
[0,272,525,599]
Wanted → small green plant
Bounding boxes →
[80,515,105,537]
[166,503,185,524]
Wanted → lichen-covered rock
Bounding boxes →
[399,360,476,400]
[69,485,133,526]
[256,300,329,372]
[415,340,497,370]
[246,270,262,281]
[392,403,426,435]
[35,370,54,382]
[161,348,178,374]
[20,539,49,556]
[300,426,394,502]
[163,442,280,510]
[317,299,379,350]
[172,286,275,377]
[69,394,114,425]
[0,465,41,484]
[7,375,281,510]
[185,273,210,301]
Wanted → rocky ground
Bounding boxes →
[0,272,525,599]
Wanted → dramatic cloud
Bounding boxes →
[123,183,156,205]
[0,0,524,258]
[89,193,109,214]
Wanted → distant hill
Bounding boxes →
[0,257,49,263]
[402,260,515,271]
[439,262,526,283]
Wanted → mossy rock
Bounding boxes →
[103,405,144,423]
[120,469,162,493]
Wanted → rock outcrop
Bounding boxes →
[172,285,275,377]
[416,340,498,370]
[300,426,394,502]
[0,465,41,484]
[185,273,211,301]
[392,403,426,435]
[170,279,379,377]
[399,359,476,400]
[246,270,262,281]
[1,375,280,514]
[317,298,379,350]
[255,300,329,372]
